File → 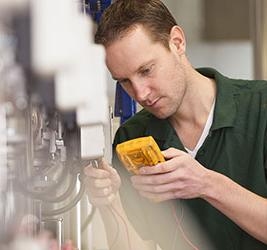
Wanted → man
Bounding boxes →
[84,0,267,249]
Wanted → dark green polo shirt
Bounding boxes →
[112,68,267,250]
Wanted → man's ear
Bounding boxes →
[169,25,186,55]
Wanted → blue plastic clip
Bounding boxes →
[114,83,136,124]
[85,0,112,23]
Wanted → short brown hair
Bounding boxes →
[95,0,177,49]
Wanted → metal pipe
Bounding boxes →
[250,0,267,80]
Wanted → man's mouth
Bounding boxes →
[146,98,160,107]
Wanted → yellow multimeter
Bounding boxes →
[116,136,165,174]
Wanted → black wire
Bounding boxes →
[42,176,85,217]
[41,174,77,203]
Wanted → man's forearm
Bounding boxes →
[203,170,267,244]
[98,193,156,250]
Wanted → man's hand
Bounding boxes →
[131,148,210,202]
[84,159,121,206]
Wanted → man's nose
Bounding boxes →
[132,81,150,103]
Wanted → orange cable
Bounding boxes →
[171,203,200,250]
[110,204,133,250]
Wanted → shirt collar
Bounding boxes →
[197,68,237,130]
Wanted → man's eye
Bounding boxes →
[140,65,154,76]
[141,68,151,76]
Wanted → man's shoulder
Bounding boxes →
[197,67,267,94]
[220,76,267,115]
[113,109,155,145]
[211,68,267,100]
[230,78,267,94]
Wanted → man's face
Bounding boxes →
[105,25,187,119]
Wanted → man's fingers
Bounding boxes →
[100,160,118,175]
[85,177,112,189]
[131,169,180,185]
[84,165,110,178]
[139,158,178,175]
[84,159,121,207]
[161,147,186,159]
[86,185,113,197]
[132,180,181,194]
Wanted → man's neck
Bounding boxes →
[169,69,216,149]
[170,69,216,126]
